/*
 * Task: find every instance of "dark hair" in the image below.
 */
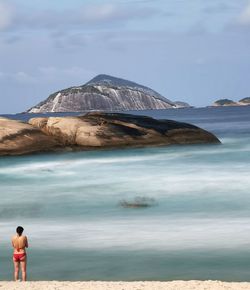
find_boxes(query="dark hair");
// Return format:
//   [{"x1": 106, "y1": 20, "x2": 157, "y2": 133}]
[{"x1": 16, "y1": 226, "x2": 24, "y2": 236}]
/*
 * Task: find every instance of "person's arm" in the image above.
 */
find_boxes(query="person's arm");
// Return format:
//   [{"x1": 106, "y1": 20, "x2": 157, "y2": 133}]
[
  {"x1": 25, "y1": 236, "x2": 29, "y2": 248},
  {"x1": 11, "y1": 237, "x2": 15, "y2": 248}
]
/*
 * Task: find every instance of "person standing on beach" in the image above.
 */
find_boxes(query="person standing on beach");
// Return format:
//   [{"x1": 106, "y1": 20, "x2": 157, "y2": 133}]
[{"x1": 11, "y1": 226, "x2": 28, "y2": 281}]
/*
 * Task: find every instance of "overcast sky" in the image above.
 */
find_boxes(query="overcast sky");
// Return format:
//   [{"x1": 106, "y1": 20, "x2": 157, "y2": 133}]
[{"x1": 1, "y1": 0, "x2": 250, "y2": 113}]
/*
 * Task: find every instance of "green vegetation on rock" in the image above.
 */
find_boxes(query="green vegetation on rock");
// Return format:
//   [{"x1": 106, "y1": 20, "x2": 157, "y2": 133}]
[
  {"x1": 239, "y1": 97, "x2": 250, "y2": 104},
  {"x1": 214, "y1": 99, "x2": 237, "y2": 106}
]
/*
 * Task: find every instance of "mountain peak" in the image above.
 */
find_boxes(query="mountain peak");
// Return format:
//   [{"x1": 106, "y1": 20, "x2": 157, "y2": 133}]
[
  {"x1": 86, "y1": 74, "x2": 147, "y2": 88},
  {"x1": 85, "y1": 74, "x2": 173, "y2": 103},
  {"x1": 87, "y1": 74, "x2": 114, "y2": 82}
]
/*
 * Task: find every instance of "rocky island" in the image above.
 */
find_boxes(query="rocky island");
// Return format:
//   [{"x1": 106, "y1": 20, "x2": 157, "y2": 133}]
[
  {"x1": 0, "y1": 112, "x2": 220, "y2": 156},
  {"x1": 27, "y1": 74, "x2": 191, "y2": 113},
  {"x1": 239, "y1": 97, "x2": 250, "y2": 105},
  {"x1": 212, "y1": 97, "x2": 250, "y2": 107}
]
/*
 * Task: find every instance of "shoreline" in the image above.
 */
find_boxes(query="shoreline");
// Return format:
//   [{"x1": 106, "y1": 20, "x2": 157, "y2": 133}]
[{"x1": 1, "y1": 281, "x2": 250, "y2": 290}]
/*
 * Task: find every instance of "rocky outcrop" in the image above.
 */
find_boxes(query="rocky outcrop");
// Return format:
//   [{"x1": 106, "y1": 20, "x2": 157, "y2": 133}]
[
  {"x1": 27, "y1": 74, "x2": 179, "y2": 113},
  {"x1": 29, "y1": 112, "x2": 220, "y2": 149},
  {"x1": 0, "y1": 118, "x2": 58, "y2": 156},
  {"x1": 0, "y1": 113, "x2": 220, "y2": 156},
  {"x1": 173, "y1": 101, "x2": 192, "y2": 108}
]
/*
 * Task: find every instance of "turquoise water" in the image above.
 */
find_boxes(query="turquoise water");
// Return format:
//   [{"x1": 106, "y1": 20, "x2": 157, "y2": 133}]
[{"x1": 0, "y1": 106, "x2": 250, "y2": 281}]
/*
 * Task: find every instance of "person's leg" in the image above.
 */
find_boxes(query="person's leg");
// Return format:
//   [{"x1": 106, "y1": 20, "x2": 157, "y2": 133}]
[
  {"x1": 13, "y1": 258, "x2": 19, "y2": 281},
  {"x1": 20, "y1": 257, "x2": 27, "y2": 281}
]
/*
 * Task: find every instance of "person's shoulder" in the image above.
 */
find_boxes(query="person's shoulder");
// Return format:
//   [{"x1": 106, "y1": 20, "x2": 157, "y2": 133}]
[{"x1": 11, "y1": 235, "x2": 17, "y2": 243}]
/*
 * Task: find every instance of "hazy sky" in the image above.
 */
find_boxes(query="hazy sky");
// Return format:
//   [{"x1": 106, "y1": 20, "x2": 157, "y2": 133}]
[{"x1": 1, "y1": 0, "x2": 250, "y2": 113}]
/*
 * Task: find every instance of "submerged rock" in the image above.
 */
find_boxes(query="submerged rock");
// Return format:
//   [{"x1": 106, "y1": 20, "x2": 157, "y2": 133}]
[
  {"x1": 119, "y1": 197, "x2": 157, "y2": 208},
  {"x1": 0, "y1": 117, "x2": 58, "y2": 156}
]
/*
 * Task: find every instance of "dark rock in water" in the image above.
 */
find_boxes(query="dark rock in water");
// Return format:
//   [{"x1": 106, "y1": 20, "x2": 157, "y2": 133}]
[
  {"x1": 0, "y1": 112, "x2": 220, "y2": 156},
  {"x1": 119, "y1": 197, "x2": 157, "y2": 208},
  {"x1": 0, "y1": 117, "x2": 58, "y2": 156},
  {"x1": 27, "y1": 74, "x2": 178, "y2": 113}
]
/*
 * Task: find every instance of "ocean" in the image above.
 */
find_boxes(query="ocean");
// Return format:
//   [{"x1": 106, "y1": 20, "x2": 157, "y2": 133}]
[{"x1": 0, "y1": 106, "x2": 250, "y2": 281}]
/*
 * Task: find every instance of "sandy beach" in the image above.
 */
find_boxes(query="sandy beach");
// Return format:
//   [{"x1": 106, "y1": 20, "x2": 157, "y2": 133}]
[{"x1": 1, "y1": 281, "x2": 250, "y2": 290}]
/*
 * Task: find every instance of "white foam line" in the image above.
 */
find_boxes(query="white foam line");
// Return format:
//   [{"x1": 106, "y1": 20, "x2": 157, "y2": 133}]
[
  {"x1": 2, "y1": 217, "x2": 250, "y2": 250},
  {"x1": 0, "y1": 152, "x2": 247, "y2": 176},
  {"x1": 1, "y1": 141, "x2": 250, "y2": 176}
]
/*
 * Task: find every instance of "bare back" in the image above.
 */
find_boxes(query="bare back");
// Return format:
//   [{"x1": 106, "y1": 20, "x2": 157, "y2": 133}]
[{"x1": 12, "y1": 235, "x2": 28, "y2": 253}]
